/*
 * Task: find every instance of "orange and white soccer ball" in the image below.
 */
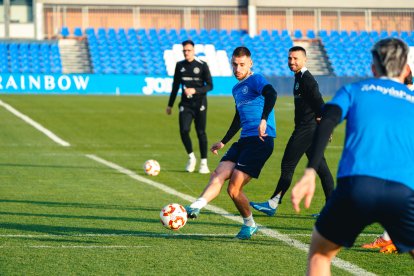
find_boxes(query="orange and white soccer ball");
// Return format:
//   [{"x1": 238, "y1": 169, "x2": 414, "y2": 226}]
[
  {"x1": 160, "y1": 203, "x2": 187, "y2": 230},
  {"x1": 143, "y1": 159, "x2": 160, "y2": 176}
]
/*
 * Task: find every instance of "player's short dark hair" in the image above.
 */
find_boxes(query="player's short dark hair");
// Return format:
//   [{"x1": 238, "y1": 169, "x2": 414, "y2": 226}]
[
  {"x1": 182, "y1": 40, "x2": 194, "y2": 47},
  {"x1": 371, "y1": 38, "x2": 409, "y2": 78},
  {"x1": 289, "y1": 46, "x2": 307, "y2": 56},
  {"x1": 232, "y1": 46, "x2": 251, "y2": 57},
  {"x1": 404, "y1": 65, "x2": 413, "y2": 85}
]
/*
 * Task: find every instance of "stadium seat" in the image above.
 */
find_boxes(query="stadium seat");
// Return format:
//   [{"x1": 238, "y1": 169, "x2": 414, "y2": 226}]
[
  {"x1": 293, "y1": 29, "x2": 302, "y2": 39},
  {"x1": 73, "y1": 27, "x2": 83, "y2": 37},
  {"x1": 61, "y1": 26, "x2": 70, "y2": 38},
  {"x1": 306, "y1": 30, "x2": 316, "y2": 39}
]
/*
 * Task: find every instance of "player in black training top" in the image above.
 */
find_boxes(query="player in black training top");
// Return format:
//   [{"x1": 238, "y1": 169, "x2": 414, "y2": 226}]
[
  {"x1": 250, "y1": 46, "x2": 334, "y2": 216},
  {"x1": 166, "y1": 40, "x2": 213, "y2": 174}
]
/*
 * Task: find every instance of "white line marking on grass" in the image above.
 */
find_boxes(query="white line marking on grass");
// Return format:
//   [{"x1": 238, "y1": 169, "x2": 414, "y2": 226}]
[
  {"x1": 0, "y1": 100, "x2": 70, "y2": 147},
  {"x1": 86, "y1": 154, "x2": 376, "y2": 276}
]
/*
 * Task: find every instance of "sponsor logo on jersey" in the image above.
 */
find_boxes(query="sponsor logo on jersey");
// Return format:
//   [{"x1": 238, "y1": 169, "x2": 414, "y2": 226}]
[{"x1": 180, "y1": 67, "x2": 186, "y2": 72}]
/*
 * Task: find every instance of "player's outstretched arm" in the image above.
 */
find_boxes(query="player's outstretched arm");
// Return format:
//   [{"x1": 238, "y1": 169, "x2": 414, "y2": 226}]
[{"x1": 291, "y1": 168, "x2": 317, "y2": 212}]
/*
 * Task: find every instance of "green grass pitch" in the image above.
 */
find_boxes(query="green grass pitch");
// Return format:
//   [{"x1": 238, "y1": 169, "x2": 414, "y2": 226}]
[{"x1": 0, "y1": 95, "x2": 412, "y2": 275}]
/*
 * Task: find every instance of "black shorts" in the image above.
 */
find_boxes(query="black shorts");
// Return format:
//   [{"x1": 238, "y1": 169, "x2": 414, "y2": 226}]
[
  {"x1": 220, "y1": 136, "x2": 274, "y2": 178},
  {"x1": 315, "y1": 175, "x2": 414, "y2": 253}
]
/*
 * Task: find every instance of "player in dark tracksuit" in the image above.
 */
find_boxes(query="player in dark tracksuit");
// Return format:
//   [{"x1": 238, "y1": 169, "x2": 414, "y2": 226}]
[
  {"x1": 250, "y1": 46, "x2": 334, "y2": 216},
  {"x1": 166, "y1": 40, "x2": 213, "y2": 174}
]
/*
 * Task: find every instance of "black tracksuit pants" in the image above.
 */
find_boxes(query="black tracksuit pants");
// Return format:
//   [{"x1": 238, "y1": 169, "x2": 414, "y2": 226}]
[
  {"x1": 178, "y1": 102, "x2": 208, "y2": 159},
  {"x1": 271, "y1": 124, "x2": 334, "y2": 202}
]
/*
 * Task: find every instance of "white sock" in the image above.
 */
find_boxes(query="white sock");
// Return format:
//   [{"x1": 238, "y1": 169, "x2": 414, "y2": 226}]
[
  {"x1": 200, "y1": 158, "x2": 208, "y2": 165},
  {"x1": 190, "y1": 197, "x2": 207, "y2": 209},
  {"x1": 269, "y1": 195, "x2": 280, "y2": 209},
  {"x1": 243, "y1": 214, "x2": 256, "y2": 227},
  {"x1": 189, "y1": 152, "x2": 196, "y2": 160},
  {"x1": 382, "y1": 231, "x2": 391, "y2": 241}
]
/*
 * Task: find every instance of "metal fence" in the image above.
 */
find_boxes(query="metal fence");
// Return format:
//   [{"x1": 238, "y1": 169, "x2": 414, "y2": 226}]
[{"x1": 43, "y1": 5, "x2": 414, "y2": 38}]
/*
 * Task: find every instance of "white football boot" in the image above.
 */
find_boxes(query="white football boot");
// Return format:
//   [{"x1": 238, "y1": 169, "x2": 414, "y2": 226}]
[
  {"x1": 198, "y1": 159, "x2": 210, "y2": 174},
  {"x1": 186, "y1": 158, "x2": 197, "y2": 173}
]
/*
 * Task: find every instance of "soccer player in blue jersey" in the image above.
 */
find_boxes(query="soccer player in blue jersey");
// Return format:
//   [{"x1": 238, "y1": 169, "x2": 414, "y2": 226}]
[
  {"x1": 185, "y1": 46, "x2": 277, "y2": 239},
  {"x1": 292, "y1": 38, "x2": 414, "y2": 274}
]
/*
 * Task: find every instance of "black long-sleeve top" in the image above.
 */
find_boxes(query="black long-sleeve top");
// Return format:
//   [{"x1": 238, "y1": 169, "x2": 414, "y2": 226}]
[
  {"x1": 168, "y1": 58, "x2": 213, "y2": 107},
  {"x1": 293, "y1": 69, "x2": 325, "y2": 126}
]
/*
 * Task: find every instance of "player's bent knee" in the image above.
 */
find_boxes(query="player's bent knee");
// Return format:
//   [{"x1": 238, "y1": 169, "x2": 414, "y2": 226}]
[{"x1": 226, "y1": 185, "x2": 240, "y2": 199}]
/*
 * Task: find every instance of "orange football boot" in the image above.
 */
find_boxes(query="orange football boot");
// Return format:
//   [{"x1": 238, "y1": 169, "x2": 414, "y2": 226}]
[
  {"x1": 362, "y1": 236, "x2": 393, "y2": 249},
  {"x1": 379, "y1": 243, "x2": 398, "y2": 254}
]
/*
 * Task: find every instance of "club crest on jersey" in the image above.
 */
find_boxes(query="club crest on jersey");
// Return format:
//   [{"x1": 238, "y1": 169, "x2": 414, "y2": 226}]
[
  {"x1": 295, "y1": 82, "x2": 299, "y2": 90},
  {"x1": 200, "y1": 105, "x2": 205, "y2": 111},
  {"x1": 242, "y1": 86, "x2": 249, "y2": 94},
  {"x1": 179, "y1": 106, "x2": 184, "y2": 112},
  {"x1": 193, "y1": 67, "x2": 200, "y2": 74}
]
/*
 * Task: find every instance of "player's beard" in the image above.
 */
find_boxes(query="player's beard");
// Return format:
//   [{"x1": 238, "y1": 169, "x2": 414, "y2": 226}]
[{"x1": 235, "y1": 70, "x2": 250, "y2": 80}]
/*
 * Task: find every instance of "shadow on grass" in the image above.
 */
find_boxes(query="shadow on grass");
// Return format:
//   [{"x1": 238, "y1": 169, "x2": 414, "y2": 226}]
[
  {"x1": 0, "y1": 209, "x2": 236, "y2": 228},
  {"x1": 0, "y1": 222, "x2": 251, "y2": 243}
]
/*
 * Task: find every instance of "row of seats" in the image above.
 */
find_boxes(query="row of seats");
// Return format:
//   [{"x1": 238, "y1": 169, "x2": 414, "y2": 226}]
[
  {"x1": 0, "y1": 42, "x2": 62, "y2": 74},
  {"x1": 81, "y1": 27, "x2": 413, "y2": 77},
  {"x1": 322, "y1": 30, "x2": 414, "y2": 76},
  {"x1": 3, "y1": 28, "x2": 414, "y2": 76},
  {"x1": 83, "y1": 27, "x2": 294, "y2": 76}
]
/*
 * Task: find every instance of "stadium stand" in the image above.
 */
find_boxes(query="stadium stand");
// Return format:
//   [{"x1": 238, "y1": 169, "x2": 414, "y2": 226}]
[
  {"x1": 322, "y1": 30, "x2": 414, "y2": 77},
  {"x1": 2, "y1": 27, "x2": 413, "y2": 77},
  {"x1": 0, "y1": 41, "x2": 62, "y2": 74},
  {"x1": 82, "y1": 27, "x2": 294, "y2": 77},
  {"x1": 78, "y1": 27, "x2": 414, "y2": 77}
]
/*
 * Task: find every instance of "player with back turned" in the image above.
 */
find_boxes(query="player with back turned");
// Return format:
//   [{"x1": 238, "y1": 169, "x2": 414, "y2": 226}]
[
  {"x1": 292, "y1": 38, "x2": 414, "y2": 274},
  {"x1": 166, "y1": 40, "x2": 213, "y2": 174}
]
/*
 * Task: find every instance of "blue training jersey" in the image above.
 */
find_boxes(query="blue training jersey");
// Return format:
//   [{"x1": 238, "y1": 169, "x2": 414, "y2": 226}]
[
  {"x1": 329, "y1": 77, "x2": 414, "y2": 190},
  {"x1": 232, "y1": 73, "x2": 276, "y2": 138}
]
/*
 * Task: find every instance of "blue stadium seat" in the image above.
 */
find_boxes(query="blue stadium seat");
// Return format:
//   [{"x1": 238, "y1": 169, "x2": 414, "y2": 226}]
[
  {"x1": 293, "y1": 29, "x2": 302, "y2": 39},
  {"x1": 61, "y1": 26, "x2": 70, "y2": 38},
  {"x1": 389, "y1": 31, "x2": 399, "y2": 38},
  {"x1": 73, "y1": 27, "x2": 83, "y2": 37},
  {"x1": 306, "y1": 30, "x2": 315, "y2": 39}
]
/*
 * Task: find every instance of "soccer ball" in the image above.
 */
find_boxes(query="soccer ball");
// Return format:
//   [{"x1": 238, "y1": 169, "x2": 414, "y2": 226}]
[
  {"x1": 143, "y1": 159, "x2": 160, "y2": 176},
  {"x1": 160, "y1": 203, "x2": 187, "y2": 230}
]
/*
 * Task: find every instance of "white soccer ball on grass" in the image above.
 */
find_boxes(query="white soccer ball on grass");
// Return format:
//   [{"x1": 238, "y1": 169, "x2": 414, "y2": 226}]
[
  {"x1": 143, "y1": 159, "x2": 160, "y2": 176},
  {"x1": 160, "y1": 203, "x2": 187, "y2": 230}
]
